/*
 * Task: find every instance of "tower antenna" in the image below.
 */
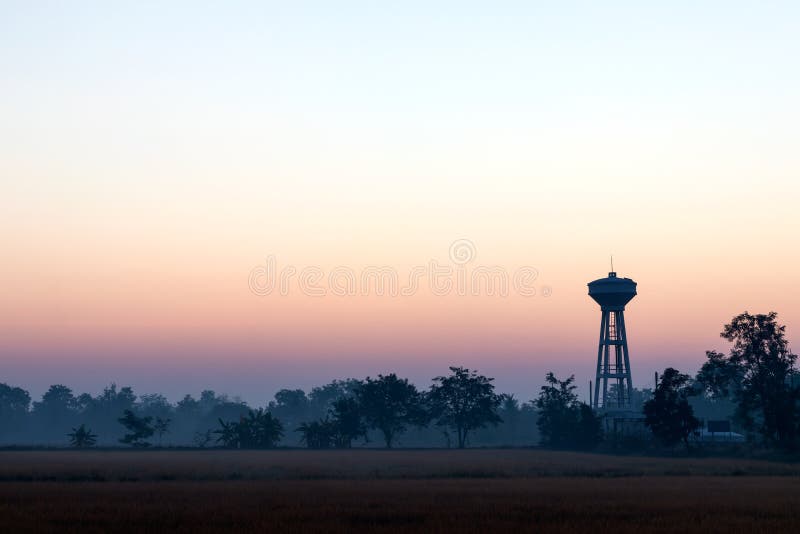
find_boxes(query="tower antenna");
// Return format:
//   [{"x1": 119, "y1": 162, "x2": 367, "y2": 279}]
[{"x1": 610, "y1": 255, "x2": 614, "y2": 273}]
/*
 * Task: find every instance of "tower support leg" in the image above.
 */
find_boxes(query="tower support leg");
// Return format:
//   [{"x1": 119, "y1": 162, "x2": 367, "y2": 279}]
[{"x1": 594, "y1": 308, "x2": 633, "y2": 411}]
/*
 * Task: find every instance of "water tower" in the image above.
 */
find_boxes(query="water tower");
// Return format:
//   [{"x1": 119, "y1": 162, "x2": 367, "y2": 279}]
[{"x1": 588, "y1": 270, "x2": 637, "y2": 410}]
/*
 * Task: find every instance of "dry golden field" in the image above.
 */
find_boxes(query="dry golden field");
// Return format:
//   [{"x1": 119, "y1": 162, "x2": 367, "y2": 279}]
[{"x1": 1, "y1": 449, "x2": 799, "y2": 532}]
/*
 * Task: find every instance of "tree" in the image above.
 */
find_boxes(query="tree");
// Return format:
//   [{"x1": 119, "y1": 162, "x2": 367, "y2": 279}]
[
  {"x1": 75, "y1": 392, "x2": 94, "y2": 413},
  {"x1": 574, "y1": 403, "x2": 603, "y2": 450},
  {"x1": 490, "y1": 394, "x2": 530, "y2": 446},
  {"x1": 724, "y1": 312, "x2": 797, "y2": 447},
  {"x1": 34, "y1": 385, "x2": 80, "y2": 443},
  {"x1": 34, "y1": 385, "x2": 77, "y2": 422},
  {"x1": 138, "y1": 394, "x2": 173, "y2": 420},
  {"x1": 81, "y1": 384, "x2": 138, "y2": 442},
  {"x1": 118, "y1": 409, "x2": 154, "y2": 447},
  {"x1": 96, "y1": 384, "x2": 137, "y2": 413},
  {"x1": 0, "y1": 383, "x2": 31, "y2": 436},
  {"x1": 154, "y1": 417, "x2": 171, "y2": 446},
  {"x1": 355, "y1": 374, "x2": 428, "y2": 448},
  {"x1": 176, "y1": 394, "x2": 200, "y2": 417},
  {"x1": 67, "y1": 424, "x2": 97, "y2": 448},
  {"x1": 269, "y1": 389, "x2": 310, "y2": 427},
  {"x1": 199, "y1": 390, "x2": 222, "y2": 413},
  {"x1": 643, "y1": 368, "x2": 700, "y2": 450},
  {"x1": 695, "y1": 350, "x2": 743, "y2": 399},
  {"x1": 296, "y1": 397, "x2": 366, "y2": 449},
  {"x1": 697, "y1": 312, "x2": 798, "y2": 447},
  {"x1": 535, "y1": 373, "x2": 577, "y2": 448},
  {"x1": 428, "y1": 367, "x2": 502, "y2": 448},
  {"x1": 215, "y1": 409, "x2": 283, "y2": 449},
  {"x1": 535, "y1": 373, "x2": 601, "y2": 450},
  {"x1": 214, "y1": 419, "x2": 239, "y2": 448},
  {"x1": 296, "y1": 419, "x2": 336, "y2": 449},
  {"x1": 240, "y1": 409, "x2": 283, "y2": 448},
  {"x1": 329, "y1": 397, "x2": 366, "y2": 447},
  {"x1": 308, "y1": 379, "x2": 363, "y2": 419},
  {"x1": 499, "y1": 394, "x2": 521, "y2": 421}
]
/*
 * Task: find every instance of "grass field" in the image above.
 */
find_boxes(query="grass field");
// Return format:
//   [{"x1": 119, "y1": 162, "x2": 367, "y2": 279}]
[{"x1": 1, "y1": 449, "x2": 800, "y2": 532}]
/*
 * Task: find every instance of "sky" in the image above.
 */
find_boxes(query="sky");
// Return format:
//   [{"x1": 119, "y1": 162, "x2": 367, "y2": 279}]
[{"x1": 1, "y1": 1, "x2": 799, "y2": 405}]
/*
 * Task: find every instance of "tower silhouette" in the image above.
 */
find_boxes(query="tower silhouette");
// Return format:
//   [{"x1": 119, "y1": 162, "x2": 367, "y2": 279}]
[{"x1": 588, "y1": 270, "x2": 637, "y2": 410}]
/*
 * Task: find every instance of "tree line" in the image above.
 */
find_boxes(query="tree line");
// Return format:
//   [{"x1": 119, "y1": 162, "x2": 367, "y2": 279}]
[
  {"x1": 537, "y1": 311, "x2": 800, "y2": 453},
  {"x1": 0, "y1": 368, "x2": 539, "y2": 448},
  {"x1": 1, "y1": 311, "x2": 798, "y2": 453},
  {"x1": 644, "y1": 311, "x2": 800, "y2": 451}
]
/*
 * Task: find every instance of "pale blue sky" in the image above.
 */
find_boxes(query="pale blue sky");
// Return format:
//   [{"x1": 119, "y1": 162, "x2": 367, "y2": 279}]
[{"x1": 3, "y1": 1, "x2": 798, "y2": 141}]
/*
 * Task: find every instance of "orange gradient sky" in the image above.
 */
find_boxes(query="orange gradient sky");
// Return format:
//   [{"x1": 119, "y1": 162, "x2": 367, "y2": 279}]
[{"x1": 1, "y1": 2, "x2": 799, "y2": 403}]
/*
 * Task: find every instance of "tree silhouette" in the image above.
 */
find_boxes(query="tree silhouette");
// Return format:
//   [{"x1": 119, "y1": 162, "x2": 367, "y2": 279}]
[
  {"x1": 535, "y1": 373, "x2": 601, "y2": 450},
  {"x1": 153, "y1": 417, "x2": 171, "y2": 447},
  {"x1": 34, "y1": 385, "x2": 77, "y2": 421},
  {"x1": 296, "y1": 419, "x2": 335, "y2": 449},
  {"x1": 215, "y1": 409, "x2": 283, "y2": 449},
  {"x1": 296, "y1": 398, "x2": 366, "y2": 449},
  {"x1": 67, "y1": 424, "x2": 97, "y2": 448},
  {"x1": 138, "y1": 394, "x2": 172, "y2": 420},
  {"x1": 355, "y1": 374, "x2": 427, "y2": 448},
  {"x1": 428, "y1": 367, "x2": 502, "y2": 448},
  {"x1": 176, "y1": 394, "x2": 200, "y2": 417},
  {"x1": 643, "y1": 368, "x2": 700, "y2": 450},
  {"x1": 33, "y1": 385, "x2": 80, "y2": 443},
  {"x1": 242, "y1": 409, "x2": 284, "y2": 448},
  {"x1": 695, "y1": 350, "x2": 744, "y2": 399},
  {"x1": 269, "y1": 389, "x2": 310, "y2": 432},
  {"x1": 574, "y1": 403, "x2": 603, "y2": 450},
  {"x1": 81, "y1": 384, "x2": 137, "y2": 442},
  {"x1": 118, "y1": 409, "x2": 154, "y2": 447},
  {"x1": 214, "y1": 419, "x2": 239, "y2": 448},
  {"x1": 329, "y1": 397, "x2": 366, "y2": 448},
  {"x1": 707, "y1": 312, "x2": 798, "y2": 447},
  {"x1": 309, "y1": 379, "x2": 363, "y2": 417},
  {"x1": 499, "y1": 394, "x2": 521, "y2": 425},
  {"x1": 0, "y1": 383, "x2": 31, "y2": 440}
]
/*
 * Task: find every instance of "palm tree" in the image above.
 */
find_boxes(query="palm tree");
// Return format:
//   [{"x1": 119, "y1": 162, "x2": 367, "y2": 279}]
[
  {"x1": 241, "y1": 409, "x2": 284, "y2": 448},
  {"x1": 67, "y1": 424, "x2": 97, "y2": 448},
  {"x1": 296, "y1": 419, "x2": 334, "y2": 449},
  {"x1": 214, "y1": 418, "x2": 239, "y2": 448},
  {"x1": 215, "y1": 410, "x2": 284, "y2": 449}
]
